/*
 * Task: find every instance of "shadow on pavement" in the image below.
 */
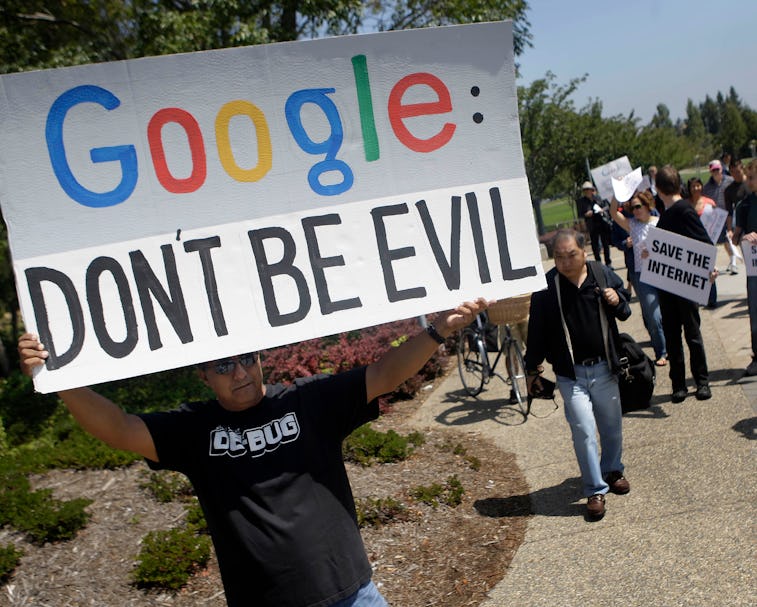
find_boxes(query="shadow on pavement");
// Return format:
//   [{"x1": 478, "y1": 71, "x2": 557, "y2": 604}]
[
  {"x1": 474, "y1": 477, "x2": 585, "y2": 519},
  {"x1": 731, "y1": 416, "x2": 756, "y2": 440},
  {"x1": 434, "y1": 388, "x2": 529, "y2": 427}
]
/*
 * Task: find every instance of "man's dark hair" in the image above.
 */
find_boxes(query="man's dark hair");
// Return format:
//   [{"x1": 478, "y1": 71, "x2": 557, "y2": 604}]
[
  {"x1": 729, "y1": 158, "x2": 743, "y2": 171},
  {"x1": 551, "y1": 228, "x2": 585, "y2": 250},
  {"x1": 655, "y1": 165, "x2": 681, "y2": 196}
]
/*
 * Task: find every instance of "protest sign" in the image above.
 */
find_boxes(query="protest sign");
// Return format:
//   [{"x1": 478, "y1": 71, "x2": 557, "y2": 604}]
[
  {"x1": 611, "y1": 167, "x2": 643, "y2": 203},
  {"x1": 590, "y1": 156, "x2": 632, "y2": 202},
  {"x1": 742, "y1": 241, "x2": 757, "y2": 277},
  {"x1": 0, "y1": 21, "x2": 545, "y2": 393},
  {"x1": 640, "y1": 227, "x2": 716, "y2": 305},
  {"x1": 699, "y1": 206, "x2": 728, "y2": 245}
]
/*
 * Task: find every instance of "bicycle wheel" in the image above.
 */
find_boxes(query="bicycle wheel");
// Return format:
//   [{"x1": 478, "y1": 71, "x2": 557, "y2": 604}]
[
  {"x1": 457, "y1": 328, "x2": 487, "y2": 396},
  {"x1": 506, "y1": 338, "x2": 529, "y2": 416}
]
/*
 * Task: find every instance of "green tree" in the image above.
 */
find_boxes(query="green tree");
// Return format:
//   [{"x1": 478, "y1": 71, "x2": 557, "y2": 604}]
[
  {"x1": 700, "y1": 94, "x2": 721, "y2": 136},
  {"x1": 649, "y1": 103, "x2": 673, "y2": 130},
  {"x1": 518, "y1": 71, "x2": 587, "y2": 205},
  {"x1": 1, "y1": 1, "x2": 532, "y2": 71},
  {"x1": 719, "y1": 101, "x2": 748, "y2": 156},
  {"x1": 684, "y1": 99, "x2": 707, "y2": 142}
]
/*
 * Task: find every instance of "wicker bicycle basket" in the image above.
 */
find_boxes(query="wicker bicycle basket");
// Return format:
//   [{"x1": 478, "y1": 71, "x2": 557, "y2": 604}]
[{"x1": 487, "y1": 294, "x2": 531, "y2": 325}]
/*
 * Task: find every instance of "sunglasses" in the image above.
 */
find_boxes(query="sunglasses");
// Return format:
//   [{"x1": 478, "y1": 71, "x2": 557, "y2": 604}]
[
  {"x1": 207, "y1": 352, "x2": 258, "y2": 375},
  {"x1": 630, "y1": 204, "x2": 644, "y2": 210}
]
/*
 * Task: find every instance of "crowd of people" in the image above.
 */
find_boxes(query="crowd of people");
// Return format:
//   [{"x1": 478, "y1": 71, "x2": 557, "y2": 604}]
[
  {"x1": 524, "y1": 160, "x2": 756, "y2": 521},
  {"x1": 14, "y1": 159, "x2": 757, "y2": 601}
]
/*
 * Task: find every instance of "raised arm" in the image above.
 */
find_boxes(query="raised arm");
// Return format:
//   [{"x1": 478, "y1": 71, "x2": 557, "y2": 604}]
[
  {"x1": 365, "y1": 298, "x2": 489, "y2": 402},
  {"x1": 609, "y1": 197, "x2": 630, "y2": 232},
  {"x1": 18, "y1": 334, "x2": 158, "y2": 462}
]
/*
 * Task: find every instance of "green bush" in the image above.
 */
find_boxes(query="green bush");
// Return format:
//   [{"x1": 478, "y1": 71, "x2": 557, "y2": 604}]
[
  {"x1": 356, "y1": 497, "x2": 410, "y2": 528},
  {"x1": 0, "y1": 543, "x2": 23, "y2": 585},
  {"x1": 410, "y1": 475, "x2": 465, "y2": 509},
  {"x1": 140, "y1": 470, "x2": 194, "y2": 503},
  {"x1": 133, "y1": 527, "x2": 211, "y2": 591},
  {"x1": 343, "y1": 424, "x2": 419, "y2": 466},
  {"x1": 0, "y1": 465, "x2": 91, "y2": 544},
  {"x1": 184, "y1": 500, "x2": 208, "y2": 534},
  {"x1": 0, "y1": 372, "x2": 59, "y2": 447},
  {"x1": 15, "y1": 423, "x2": 140, "y2": 473}
]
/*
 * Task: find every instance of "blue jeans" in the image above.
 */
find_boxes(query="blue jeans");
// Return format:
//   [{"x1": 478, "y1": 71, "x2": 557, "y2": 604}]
[
  {"x1": 556, "y1": 362, "x2": 624, "y2": 497},
  {"x1": 633, "y1": 272, "x2": 667, "y2": 359},
  {"x1": 332, "y1": 581, "x2": 388, "y2": 607},
  {"x1": 748, "y1": 275, "x2": 757, "y2": 355}
]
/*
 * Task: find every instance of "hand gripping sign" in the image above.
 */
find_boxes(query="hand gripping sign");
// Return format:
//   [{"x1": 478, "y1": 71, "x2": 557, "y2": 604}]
[{"x1": 0, "y1": 22, "x2": 546, "y2": 393}]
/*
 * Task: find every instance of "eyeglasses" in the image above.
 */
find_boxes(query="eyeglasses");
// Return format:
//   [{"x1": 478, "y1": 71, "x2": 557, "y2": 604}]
[
  {"x1": 631, "y1": 204, "x2": 643, "y2": 210},
  {"x1": 208, "y1": 353, "x2": 258, "y2": 375}
]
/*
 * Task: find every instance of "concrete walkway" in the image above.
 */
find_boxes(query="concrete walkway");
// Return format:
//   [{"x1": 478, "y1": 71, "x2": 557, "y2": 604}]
[{"x1": 408, "y1": 246, "x2": 756, "y2": 607}]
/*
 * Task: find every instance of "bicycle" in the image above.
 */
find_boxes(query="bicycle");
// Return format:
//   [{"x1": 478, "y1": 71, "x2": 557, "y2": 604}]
[{"x1": 457, "y1": 312, "x2": 530, "y2": 417}]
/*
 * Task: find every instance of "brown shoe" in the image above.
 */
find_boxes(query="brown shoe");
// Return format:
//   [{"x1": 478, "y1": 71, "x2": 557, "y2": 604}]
[
  {"x1": 586, "y1": 494, "x2": 606, "y2": 519},
  {"x1": 604, "y1": 471, "x2": 630, "y2": 495}
]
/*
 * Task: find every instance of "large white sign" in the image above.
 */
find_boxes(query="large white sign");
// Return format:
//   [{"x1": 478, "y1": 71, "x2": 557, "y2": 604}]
[
  {"x1": 640, "y1": 227, "x2": 717, "y2": 305},
  {"x1": 590, "y1": 156, "x2": 632, "y2": 202},
  {"x1": 0, "y1": 22, "x2": 546, "y2": 392}
]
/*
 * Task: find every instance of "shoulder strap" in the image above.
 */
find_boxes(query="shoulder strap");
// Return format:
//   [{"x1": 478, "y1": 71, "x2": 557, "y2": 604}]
[{"x1": 587, "y1": 262, "x2": 611, "y2": 363}]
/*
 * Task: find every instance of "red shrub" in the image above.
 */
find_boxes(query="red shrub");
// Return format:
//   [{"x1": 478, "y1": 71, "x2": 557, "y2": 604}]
[{"x1": 261, "y1": 318, "x2": 450, "y2": 412}]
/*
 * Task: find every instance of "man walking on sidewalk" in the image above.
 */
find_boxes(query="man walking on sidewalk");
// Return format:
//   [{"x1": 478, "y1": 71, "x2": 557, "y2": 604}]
[{"x1": 525, "y1": 229, "x2": 631, "y2": 520}]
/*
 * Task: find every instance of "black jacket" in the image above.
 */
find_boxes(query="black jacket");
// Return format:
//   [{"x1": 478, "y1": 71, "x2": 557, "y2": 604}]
[{"x1": 525, "y1": 262, "x2": 631, "y2": 379}]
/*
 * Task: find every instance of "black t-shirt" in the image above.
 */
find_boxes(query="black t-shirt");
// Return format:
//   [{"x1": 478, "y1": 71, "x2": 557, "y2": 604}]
[{"x1": 139, "y1": 367, "x2": 379, "y2": 607}]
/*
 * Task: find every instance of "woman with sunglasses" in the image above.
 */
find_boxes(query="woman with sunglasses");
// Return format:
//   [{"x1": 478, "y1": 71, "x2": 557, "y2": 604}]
[
  {"x1": 686, "y1": 177, "x2": 718, "y2": 309},
  {"x1": 610, "y1": 190, "x2": 668, "y2": 366}
]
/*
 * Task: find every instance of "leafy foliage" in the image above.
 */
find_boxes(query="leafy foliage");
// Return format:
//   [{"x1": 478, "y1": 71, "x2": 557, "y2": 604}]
[
  {"x1": 0, "y1": 543, "x2": 23, "y2": 585},
  {"x1": 0, "y1": 464, "x2": 91, "y2": 544},
  {"x1": 343, "y1": 424, "x2": 421, "y2": 466},
  {"x1": 410, "y1": 474, "x2": 465, "y2": 508},
  {"x1": 263, "y1": 318, "x2": 446, "y2": 410},
  {"x1": 132, "y1": 527, "x2": 212, "y2": 591},
  {"x1": 356, "y1": 496, "x2": 411, "y2": 528},
  {"x1": 139, "y1": 470, "x2": 194, "y2": 503}
]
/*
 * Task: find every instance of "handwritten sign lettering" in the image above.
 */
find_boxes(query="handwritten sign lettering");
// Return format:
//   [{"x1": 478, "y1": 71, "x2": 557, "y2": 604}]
[{"x1": 0, "y1": 22, "x2": 546, "y2": 392}]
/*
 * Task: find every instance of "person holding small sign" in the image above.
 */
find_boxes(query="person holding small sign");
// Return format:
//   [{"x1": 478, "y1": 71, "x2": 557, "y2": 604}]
[
  {"x1": 577, "y1": 181, "x2": 614, "y2": 268},
  {"x1": 18, "y1": 297, "x2": 488, "y2": 607},
  {"x1": 610, "y1": 190, "x2": 667, "y2": 366},
  {"x1": 654, "y1": 166, "x2": 715, "y2": 403},
  {"x1": 732, "y1": 159, "x2": 757, "y2": 376},
  {"x1": 525, "y1": 229, "x2": 631, "y2": 520}
]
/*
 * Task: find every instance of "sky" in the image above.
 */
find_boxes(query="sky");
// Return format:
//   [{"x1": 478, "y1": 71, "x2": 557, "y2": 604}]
[{"x1": 517, "y1": 0, "x2": 757, "y2": 124}]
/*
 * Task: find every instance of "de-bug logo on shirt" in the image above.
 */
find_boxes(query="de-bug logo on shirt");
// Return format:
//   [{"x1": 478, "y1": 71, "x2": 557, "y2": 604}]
[{"x1": 209, "y1": 412, "x2": 300, "y2": 458}]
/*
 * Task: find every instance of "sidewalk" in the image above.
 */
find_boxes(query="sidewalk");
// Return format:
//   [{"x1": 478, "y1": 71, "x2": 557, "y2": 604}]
[{"x1": 408, "y1": 245, "x2": 756, "y2": 607}]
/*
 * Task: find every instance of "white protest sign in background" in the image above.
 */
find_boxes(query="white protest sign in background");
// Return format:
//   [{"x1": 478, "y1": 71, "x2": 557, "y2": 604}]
[
  {"x1": 640, "y1": 227, "x2": 717, "y2": 306},
  {"x1": 590, "y1": 156, "x2": 632, "y2": 202},
  {"x1": 0, "y1": 21, "x2": 546, "y2": 392},
  {"x1": 699, "y1": 206, "x2": 728, "y2": 245},
  {"x1": 610, "y1": 167, "x2": 643, "y2": 203},
  {"x1": 742, "y1": 241, "x2": 757, "y2": 277}
]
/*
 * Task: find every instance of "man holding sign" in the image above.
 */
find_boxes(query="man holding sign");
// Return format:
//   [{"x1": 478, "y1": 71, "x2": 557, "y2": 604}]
[
  {"x1": 732, "y1": 159, "x2": 757, "y2": 376},
  {"x1": 653, "y1": 166, "x2": 716, "y2": 403},
  {"x1": 18, "y1": 297, "x2": 488, "y2": 607}
]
